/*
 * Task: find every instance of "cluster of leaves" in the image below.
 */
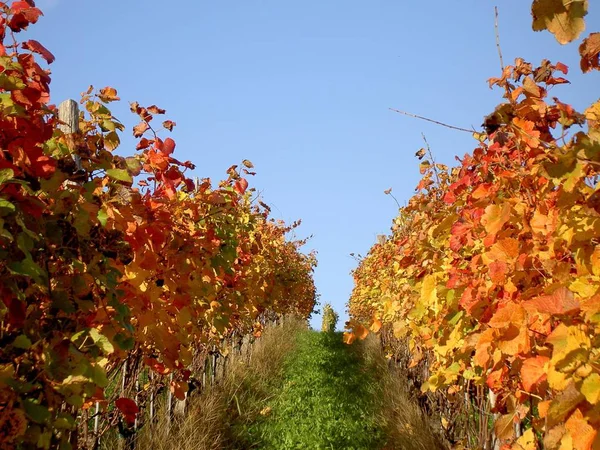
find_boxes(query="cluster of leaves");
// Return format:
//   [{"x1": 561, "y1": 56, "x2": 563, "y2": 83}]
[
  {"x1": 346, "y1": 4, "x2": 599, "y2": 450},
  {"x1": 320, "y1": 303, "x2": 339, "y2": 333},
  {"x1": 0, "y1": 2, "x2": 317, "y2": 448}
]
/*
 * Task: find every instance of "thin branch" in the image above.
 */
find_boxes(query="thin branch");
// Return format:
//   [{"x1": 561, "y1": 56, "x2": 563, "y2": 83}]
[
  {"x1": 421, "y1": 133, "x2": 440, "y2": 186},
  {"x1": 494, "y1": 6, "x2": 504, "y2": 72},
  {"x1": 389, "y1": 108, "x2": 474, "y2": 133}
]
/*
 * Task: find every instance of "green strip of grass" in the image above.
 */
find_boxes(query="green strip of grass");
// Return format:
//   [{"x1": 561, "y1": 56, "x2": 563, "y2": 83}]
[{"x1": 244, "y1": 330, "x2": 385, "y2": 449}]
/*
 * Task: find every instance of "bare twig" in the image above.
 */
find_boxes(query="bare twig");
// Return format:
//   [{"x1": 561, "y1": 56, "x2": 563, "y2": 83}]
[
  {"x1": 389, "y1": 108, "x2": 473, "y2": 133},
  {"x1": 421, "y1": 134, "x2": 440, "y2": 186},
  {"x1": 494, "y1": 6, "x2": 504, "y2": 72}
]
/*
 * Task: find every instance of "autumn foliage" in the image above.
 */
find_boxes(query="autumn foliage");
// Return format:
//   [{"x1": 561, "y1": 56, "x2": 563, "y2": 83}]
[
  {"x1": 0, "y1": 2, "x2": 316, "y2": 448},
  {"x1": 347, "y1": 3, "x2": 600, "y2": 450}
]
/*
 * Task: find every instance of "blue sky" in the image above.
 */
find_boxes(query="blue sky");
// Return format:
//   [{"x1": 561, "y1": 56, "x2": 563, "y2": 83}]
[{"x1": 30, "y1": 1, "x2": 598, "y2": 329}]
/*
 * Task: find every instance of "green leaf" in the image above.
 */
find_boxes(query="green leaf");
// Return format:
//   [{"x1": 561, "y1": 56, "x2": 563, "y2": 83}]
[
  {"x1": 0, "y1": 198, "x2": 16, "y2": 214},
  {"x1": 23, "y1": 399, "x2": 51, "y2": 423},
  {"x1": 89, "y1": 328, "x2": 114, "y2": 354},
  {"x1": 0, "y1": 168, "x2": 14, "y2": 185},
  {"x1": 88, "y1": 364, "x2": 109, "y2": 388},
  {"x1": 114, "y1": 333, "x2": 135, "y2": 350},
  {"x1": 14, "y1": 334, "x2": 32, "y2": 349},
  {"x1": 106, "y1": 168, "x2": 131, "y2": 183},
  {"x1": 125, "y1": 157, "x2": 142, "y2": 176},
  {"x1": 97, "y1": 208, "x2": 108, "y2": 227},
  {"x1": 8, "y1": 257, "x2": 47, "y2": 285},
  {"x1": 0, "y1": 74, "x2": 26, "y2": 90}
]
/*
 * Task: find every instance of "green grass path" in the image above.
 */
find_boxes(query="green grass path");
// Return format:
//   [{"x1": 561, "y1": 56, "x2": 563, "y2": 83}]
[{"x1": 245, "y1": 330, "x2": 385, "y2": 449}]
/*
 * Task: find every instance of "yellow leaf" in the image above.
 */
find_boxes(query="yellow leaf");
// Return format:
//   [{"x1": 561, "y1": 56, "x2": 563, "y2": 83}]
[
  {"x1": 393, "y1": 321, "x2": 407, "y2": 339},
  {"x1": 421, "y1": 274, "x2": 437, "y2": 309},
  {"x1": 581, "y1": 373, "x2": 600, "y2": 404},
  {"x1": 547, "y1": 323, "x2": 591, "y2": 366},
  {"x1": 514, "y1": 428, "x2": 537, "y2": 450},
  {"x1": 531, "y1": 0, "x2": 588, "y2": 44},
  {"x1": 481, "y1": 203, "x2": 511, "y2": 236}
]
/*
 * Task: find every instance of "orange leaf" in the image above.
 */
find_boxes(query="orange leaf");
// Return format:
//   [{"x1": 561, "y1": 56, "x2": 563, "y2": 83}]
[
  {"x1": 520, "y1": 356, "x2": 549, "y2": 392},
  {"x1": 525, "y1": 287, "x2": 580, "y2": 315},
  {"x1": 579, "y1": 32, "x2": 600, "y2": 73},
  {"x1": 489, "y1": 261, "x2": 508, "y2": 284},
  {"x1": 370, "y1": 318, "x2": 382, "y2": 333},
  {"x1": 565, "y1": 409, "x2": 597, "y2": 450},
  {"x1": 481, "y1": 203, "x2": 511, "y2": 236},
  {"x1": 488, "y1": 302, "x2": 525, "y2": 329}
]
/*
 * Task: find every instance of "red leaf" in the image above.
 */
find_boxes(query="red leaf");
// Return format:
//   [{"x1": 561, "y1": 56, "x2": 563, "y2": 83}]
[
  {"x1": 115, "y1": 398, "x2": 138, "y2": 425},
  {"x1": 8, "y1": 3, "x2": 42, "y2": 32},
  {"x1": 234, "y1": 178, "x2": 248, "y2": 195},
  {"x1": 163, "y1": 138, "x2": 176, "y2": 156},
  {"x1": 136, "y1": 138, "x2": 152, "y2": 150},
  {"x1": 21, "y1": 40, "x2": 55, "y2": 64}
]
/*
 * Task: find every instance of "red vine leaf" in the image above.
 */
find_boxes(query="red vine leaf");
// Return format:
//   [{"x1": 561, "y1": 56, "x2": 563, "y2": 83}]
[
  {"x1": 21, "y1": 40, "x2": 54, "y2": 64},
  {"x1": 579, "y1": 33, "x2": 600, "y2": 73}
]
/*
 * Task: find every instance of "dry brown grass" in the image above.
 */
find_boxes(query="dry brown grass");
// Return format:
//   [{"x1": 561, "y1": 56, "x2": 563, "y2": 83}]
[
  {"x1": 99, "y1": 316, "x2": 307, "y2": 450},
  {"x1": 360, "y1": 334, "x2": 447, "y2": 450}
]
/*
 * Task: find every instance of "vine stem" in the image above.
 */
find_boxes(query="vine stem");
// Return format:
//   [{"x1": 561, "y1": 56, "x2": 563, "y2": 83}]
[{"x1": 389, "y1": 108, "x2": 474, "y2": 133}]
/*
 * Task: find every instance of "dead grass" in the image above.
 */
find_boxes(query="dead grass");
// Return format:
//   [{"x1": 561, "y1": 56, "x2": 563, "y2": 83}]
[
  {"x1": 100, "y1": 317, "x2": 307, "y2": 450},
  {"x1": 360, "y1": 334, "x2": 447, "y2": 450}
]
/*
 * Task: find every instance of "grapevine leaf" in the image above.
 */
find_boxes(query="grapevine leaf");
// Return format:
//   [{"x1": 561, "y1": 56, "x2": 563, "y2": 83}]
[
  {"x1": 13, "y1": 334, "x2": 32, "y2": 349},
  {"x1": 23, "y1": 400, "x2": 51, "y2": 423},
  {"x1": 520, "y1": 356, "x2": 549, "y2": 392},
  {"x1": 133, "y1": 121, "x2": 149, "y2": 137},
  {"x1": 115, "y1": 398, "x2": 138, "y2": 425},
  {"x1": 547, "y1": 383, "x2": 584, "y2": 427},
  {"x1": 531, "y1": 0, "x2": 588, "y2": 44},
  {"x1": 579, "y1": 32, "x2": 600, "y2": 73},
  {"x1": 22, "y1": 39, "x2": 55, "y2": 63},
  {"x1": 88, "y1": 329, "x2": 114, "y2": 355},
  {"x1": 564, "y1": 409, "x2": 596, "y2": 450},
  {"x1": 106, "y1": 169, "x2": 132, "y2": 183},
  {"x1": 525, "y1": 286, "x2": 580, "y2": 315},
  {"x1": 481, "y1": 203, "x2": 511, "y2": 236},
  {"x1": 581, "y1": 373, "x2": 600, "y2": 404}
]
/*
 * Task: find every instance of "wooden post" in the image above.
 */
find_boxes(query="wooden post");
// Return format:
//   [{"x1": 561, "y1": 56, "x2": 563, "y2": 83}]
[
  {"x1": 166, "y1": 373, "x2": 173, "y2": 426},
  {"x1": 57, "y1": 99, "x2": 82, "y2": 171},
  {"x1": 149, "y1": 372, "x2": 155, "y2": 422}
]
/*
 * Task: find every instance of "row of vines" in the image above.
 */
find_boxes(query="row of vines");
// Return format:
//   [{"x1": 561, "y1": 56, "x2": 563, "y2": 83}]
[
  {"x1": 0, "y1": 2, "x2": 317, "y2": 449},
  {"x1": 347, "y1": 2, "x2": 599, "y2": 450}
]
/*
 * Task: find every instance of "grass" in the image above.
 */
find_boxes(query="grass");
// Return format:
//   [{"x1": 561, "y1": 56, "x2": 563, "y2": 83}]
[
  {"x1": 99, "y1": 317, "x2": 307, "y2": 450},
  {"x1": 99, "y1": 321, "x2": 444, "y2": 449},
  {"x1": 244, "y1": 330, "x2": 386, "y2": 449},
  {"x1": 361, "y1": 335, "x2": 446, "y2": 450}
]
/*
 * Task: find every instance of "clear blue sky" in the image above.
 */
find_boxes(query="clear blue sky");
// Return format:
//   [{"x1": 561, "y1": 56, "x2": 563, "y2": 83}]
[{"x1": 31, "y1": 1, "x2": 598, "y2": 329}]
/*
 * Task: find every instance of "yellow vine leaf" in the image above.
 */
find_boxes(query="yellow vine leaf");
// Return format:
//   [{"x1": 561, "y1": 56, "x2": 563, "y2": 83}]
[
  {"x1": 481, "y1": 203, "x2": 511, "y2": 236},
  {"x1": 514, "y1": 428, "x2": 537, "y2": 450},
  {"x1": 531, "y1": 0, "x2": 588, "y2": 44}
]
